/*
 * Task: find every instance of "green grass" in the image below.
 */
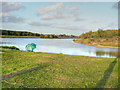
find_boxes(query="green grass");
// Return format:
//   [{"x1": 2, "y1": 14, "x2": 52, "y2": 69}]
[{"x1": 2, "y1": 49, "x2": 118, "y2": 88}]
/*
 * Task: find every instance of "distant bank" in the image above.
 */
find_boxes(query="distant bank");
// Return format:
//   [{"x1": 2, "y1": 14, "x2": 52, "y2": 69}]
[
  {"x1": 74, "y1": 29, "x2": 120, "y2": 48},
  {"x1": 1, "y1": 29, "x2": 77, "y2": 39}
]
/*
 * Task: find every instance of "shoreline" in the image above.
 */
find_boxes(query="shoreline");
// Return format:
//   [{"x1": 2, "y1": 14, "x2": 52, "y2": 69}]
[
  {"x1": 1, "y1": 47, "x2": 117, "y2": 58},
  {"x1": 1, "y1": 37, "x2": 76, "y2": 39},
  {"x1": 1, "y1": 35, "x2": 77, "y2": 39},
  {"x1": 74, "y1": 40, "x2": 119, "y2": 49}
]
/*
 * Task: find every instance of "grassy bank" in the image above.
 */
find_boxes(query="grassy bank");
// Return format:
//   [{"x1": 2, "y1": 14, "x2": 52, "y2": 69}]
[
  {"x1": 2, "y1": 48, "x2": 118, "y2": 88},
  {"x1": 74, "y1": 37, "x2": 119, "y2": 48},
  {"x1": 74, "y1": 30, "x2": 119, "y2": 48}
]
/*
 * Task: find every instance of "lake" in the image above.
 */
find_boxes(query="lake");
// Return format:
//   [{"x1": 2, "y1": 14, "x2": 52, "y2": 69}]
[{"x1": 1, "y1": 38, "x2": 119, "y2": 58}]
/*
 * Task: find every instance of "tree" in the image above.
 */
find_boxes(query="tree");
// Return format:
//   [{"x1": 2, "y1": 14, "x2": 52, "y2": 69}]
[
  {"x1": 49, "y1": 35, "x2": 54, "y2": 38},
  {"x1": 44, "y1": 35, "x2": 49, "y2": 38}
]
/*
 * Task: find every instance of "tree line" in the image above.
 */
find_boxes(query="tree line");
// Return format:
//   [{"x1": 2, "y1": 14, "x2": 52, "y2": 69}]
[
  {"x1": 78, "y1": 29, "x2": 119, "y2": 39},
  {"x1": 1, "y1": 30, "x2": 77, "y2": 38}
]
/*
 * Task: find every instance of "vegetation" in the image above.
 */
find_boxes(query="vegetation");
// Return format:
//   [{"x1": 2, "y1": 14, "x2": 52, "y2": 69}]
[
  {"x1": 1, "y1": 30, "x2": 77, "y2": 39},
  {"x1": 74, "y1": 29, "x2": 120, "y2": 48},
  {"x1": 78, "y1": 29, "x2": 119, "y2": 39},
  {"x1": 0, "y1": 46, "x2": 19, "y2": 50},
  {"x1": 2, "y1": 48, "x2": 118, "y2": 88}
]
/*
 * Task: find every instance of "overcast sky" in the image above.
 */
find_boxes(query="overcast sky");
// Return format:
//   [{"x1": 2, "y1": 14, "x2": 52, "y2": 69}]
[{"x1": 0, "y1": 2, "x2": 118, "y2": 35}]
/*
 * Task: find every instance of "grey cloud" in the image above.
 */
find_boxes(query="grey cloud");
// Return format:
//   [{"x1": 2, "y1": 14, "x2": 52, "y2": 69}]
[
  {"x1": 1, "y1": 13, "x2": 25, "y2": 23},
  {"x1": 2, "y1": 2, "x2": 24, "y2": 12},
  {"x1": 55, "y1": 25, "x2": 85, "y2": 31},
  {"x1": 28, "y1": 20, "x2": 52, "y2": 27},
  {"x1": 27, "y1": 19, "x2": 84, "y2": 31},
  {"x1": 0, "y1": 2, "x2": 25, "y2": 23},
  {"x1": 113, "y1": 2, "x2": 120, "y2": 9},
  {"x1": 74, "y1": 18, "x2": 85, "y2": 22}
]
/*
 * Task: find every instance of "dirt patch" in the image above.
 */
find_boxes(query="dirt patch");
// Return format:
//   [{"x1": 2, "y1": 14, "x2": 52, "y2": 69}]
[
  {"x1": 52, "y1": 77, "x2": 69, "y2": 81},
  {"x1": 2, "y1": 66, "x2": 38, "y2": 78},
  {"x1": 2, "y1": 60, "x2": 57, "y2": 78}
]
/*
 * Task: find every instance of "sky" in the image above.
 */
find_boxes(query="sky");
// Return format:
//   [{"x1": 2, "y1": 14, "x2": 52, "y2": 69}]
[{"x1": 0, "y1": 2, "x2": 118, "y2": 35}]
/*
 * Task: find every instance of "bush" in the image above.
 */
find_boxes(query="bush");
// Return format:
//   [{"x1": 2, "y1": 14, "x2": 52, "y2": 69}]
[
  {"x1": 88, "y1": 41, "x2": 91, "y2": 44},
  {"x1": 0, "y1": 46, "x2": 19, "y2": 50},
  {"x1": 84, "y1": 36, "x2": 88, "y2": 39},
  {"x1": 90, "y1": 38, "x2": 94, "y2": 41},
  {"x1": 73, "y1": 39, "x2": 75, "y2": 41},
  {"x1": 106, "y1": 38, "x2": 108, "y2": 41}
]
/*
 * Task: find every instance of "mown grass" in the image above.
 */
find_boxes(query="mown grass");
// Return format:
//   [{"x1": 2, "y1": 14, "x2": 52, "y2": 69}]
[{"x1": 2, "y1": 49, "x2": 118, "y2": 88}]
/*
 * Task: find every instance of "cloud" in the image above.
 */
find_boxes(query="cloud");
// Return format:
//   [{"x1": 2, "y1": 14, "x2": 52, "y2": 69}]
[
  {"x1": 27, "y1": 19, "x2": 85, "y2": 31},
  {"x1": 2, "y1": 2, "x2": 24, "y2": 12},
  {"x1": 37, "y1": 3, "x2": 80, "y2": 21},
  {"x1": 42, "y1": 13, "x2": 75, "y2": 20},
  {"x1": 92, "y1": 20, "x2": 102, "y2": 23},
  {"x1": 0, "y1": 2, "x2": 25, "y2": 23},
  {"x1": 74, "y1": 18, "x2": 85, "y2": 22},
  {"x1": 37, "y1": 3, "x2": 79, "y2": 19},
  {"x1": 42, "y1": 11, "x2": 78, "y2": 20},
  {"x1": 55, "y1": 25, "x2": 85, "y2": 31},
  {"x1": 42, "y1": 15, "x2": 55, "y2": 20},
  {"x1": 0, "y1": 0, "x2": 7, "y2": 2},
  {"x1": 108, "y1": 22, "x2": 118, "y2": 27},
  {"x1": 0, "y1": 13, "x2": 10, "y2": 18},
  {"x1": 37, "y1": 3, "x2": 63, "y2": 15},
  {"x1": 1, "y1": 13, "x2": 25, "y2": 23},
  {"x1": 112, "y1": 2, "x2": 120, "y2": 9},
  {"x1": 65, "y1": 6, "x2": 79, "y2": 11},
  {"x1": 28, "y1": 20, "x2": 53, "y2": 27}
]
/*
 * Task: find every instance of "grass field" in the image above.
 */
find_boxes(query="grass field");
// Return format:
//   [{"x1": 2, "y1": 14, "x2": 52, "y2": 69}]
[{"x1": 2, "y1": 48, "x2": 118, "y2": 88}]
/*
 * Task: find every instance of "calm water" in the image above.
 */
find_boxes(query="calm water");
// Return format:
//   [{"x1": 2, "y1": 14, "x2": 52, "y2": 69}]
[{"x1": 1, "y1": 38, "x2": 119, "y2": 58}]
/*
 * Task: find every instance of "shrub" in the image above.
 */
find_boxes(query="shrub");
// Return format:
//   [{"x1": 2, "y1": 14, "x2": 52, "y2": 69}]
[
  {"x1": 84, "y1": 36, "x2": 88, "y2": 39},
  {"x1": 106, "y1": 38, "x2": 108, "y2": 41},
  {"x1": 90, "y1": 38, "x2": 94, "y2": 41},
  {"x1": 0, "y1": 46, "x2": 19, "y2": 50}
]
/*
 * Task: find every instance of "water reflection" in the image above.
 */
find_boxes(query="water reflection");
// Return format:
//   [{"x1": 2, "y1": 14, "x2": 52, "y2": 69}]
[
  {"x1": 96, "y1": 50, "x2": 119, "y2": 58},
  {"x1": 0, "y1": 42, "x2": 11, "y2": 44}
]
